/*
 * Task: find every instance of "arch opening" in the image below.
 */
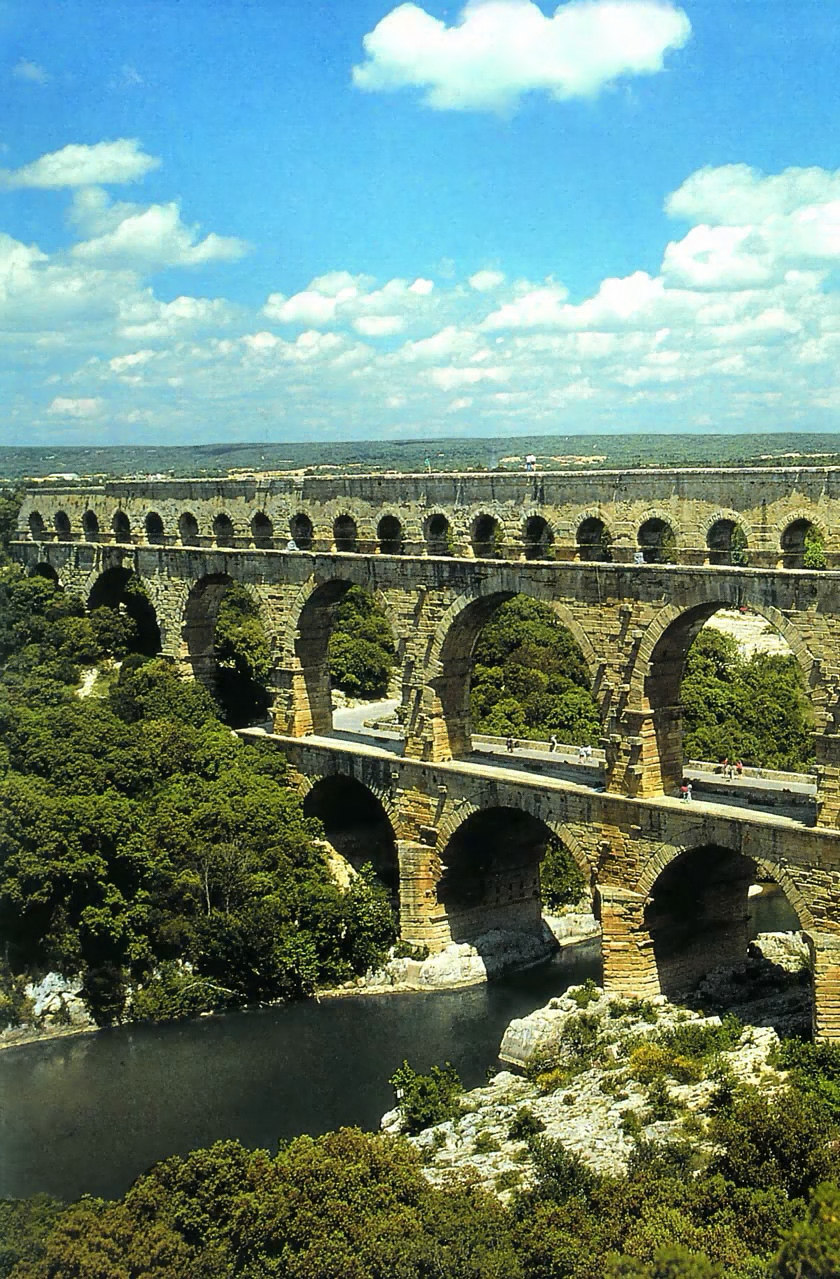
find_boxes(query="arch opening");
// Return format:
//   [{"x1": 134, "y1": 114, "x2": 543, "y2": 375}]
[
  {"x1": 781, "y1": 518, "x2": 825, "y2": 570},
  {"x1": 54, "y1": 510, "x2": 71, "y2": 539},
  {"x1": 213, "y1": 513, "x2": 235, "y2": 548},
  {"x1": 145, "y1": 511, "x2": 165, "y2": 545},
  {"x1": 179, "y1": 512, "x2": 200, "y2": 546},
  {"x1": 430, "y1": 592, "x2": 599, "y2": 760},
  {"x1": 377, "y1": 514, "x2": 404, "y2": 555},
  {"x1": 644, "y1": 845, "x2": 811, "y2": 1031},
  {"x1": 290, "y1": 513, "x2": 313, "y2": 551},
  {"x1": 112, "y1": 511, "x2": 132, "y2": 543},
  {"x1": 82, "y1": 509, "x2": 100, "y2": 542},
  {"x1": 437, "y1": 809, "x2": 592, "y2": 967},
  {"x1": 576, "y1": 517, "x2": 613, "y2": 563},
  {"x1": 183, "y1": 576, "x2": 271, "y2": 725},
  {"x1": 251, "y1": 512, "x2": 274, "y2": 549},
  {"x1": 471, "y1": 513, "x2": 502, "y2": 559},
  {"x1": 707, "y1": 518, "x2": 748, "y2": 566},
  {"x1": 28, "y1": 511, "x2": 46, "y2": 540},
  {"x1": 522, "y1": 515, "x2": 553, "y2": 561},
  {"x1": 88, "y1": 566, "x2": 161, "y2": 657},
  {"x1": 333, "y1": 515, "x2": 358, "y2": 553},
  {"x1": 303, "y1": 775, "x2": 399, "y2": 902},
  {"x1": 643, "y1": 604, "x2": 816, "y2": 796},
  {"x1": 31, "y1": 562, "x2": 59, "y2": 584},
  {"x1": 638, "y1": 517, "x2": 676, "y2": 564},
  {"x1": 425, "y1": 513, "x2": 452, "y2": 556}
]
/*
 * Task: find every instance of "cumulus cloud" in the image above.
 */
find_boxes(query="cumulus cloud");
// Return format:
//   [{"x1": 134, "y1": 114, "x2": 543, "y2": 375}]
[
  {"x1": 666, "y1": 164, "x2": 840, "y2": 225},
  {"x1": 1, "y1": 139, "x2": 159, "y2": 189},
  {"x1": 264, "y1": 273, "x2": 437, "y2": 332},
  {"x1": 469, "y1": 268, "x2": 506, "y2": 291},
  {"x1": 70, "y1": 192, "x2": 248, "y2": 271},
  {"x1": 353, "y1": 0, "x2": 691, "y2": 112}
]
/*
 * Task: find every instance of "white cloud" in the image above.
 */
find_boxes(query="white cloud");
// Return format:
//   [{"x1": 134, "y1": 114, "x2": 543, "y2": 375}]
[
  {"x1": 481, "y1": 282, "x2": 571, "y2": 328},
  {"x1": 119, "y1": 295, "x2": 238, "y2": 340},
  {"x1": 469, "y1": 268, "x2": 505, "y2": 291},
  {"x1": 264, "y1": 273, "x2": 438, "y2": 333},
  {"x1": 353, "y1": 0, "x2": 691, "y2": 112},
  {"x1": 1, "y1": 140, "x2": 159, "y2": 189},
  {"x1": 667, "y1": 164, "x2": 840, "y2": 225},
  {"x1": 12, "y1": 60, "x2": 49, "y2": 84},
  {"x1": 353, "y1": 314, "x2": 405, "y2": 336},
  {"x1": 67, "y1": 192, "x2": 248, "y2": 272},
  {"x1": 47, "y1": 396, "x2": 103, "y2": 418}
]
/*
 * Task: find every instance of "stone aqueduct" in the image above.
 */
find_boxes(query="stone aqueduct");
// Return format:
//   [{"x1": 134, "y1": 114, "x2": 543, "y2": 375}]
[{"x1": 14, "y1": 467, "x2": 840, "y2": 1037}]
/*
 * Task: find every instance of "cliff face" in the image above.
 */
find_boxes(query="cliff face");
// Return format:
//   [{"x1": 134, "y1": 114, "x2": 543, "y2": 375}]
[{"x1": 383, "y1": 981, "x2": 788, "y2": 1197}]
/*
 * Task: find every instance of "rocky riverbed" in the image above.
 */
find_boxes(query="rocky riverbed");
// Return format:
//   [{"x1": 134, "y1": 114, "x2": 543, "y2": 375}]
[{"x1": 382, "y1": 932, "x2": 811, "y2": 1198}]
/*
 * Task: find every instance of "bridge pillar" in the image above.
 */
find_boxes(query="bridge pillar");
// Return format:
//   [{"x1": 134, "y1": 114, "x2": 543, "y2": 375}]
[
  {"x1": 808, "y1": 932, "x2": 840, "y2": 1041},
  {"x1": 815, "y1": 733, "x2": 840, "y2": 829},
  {"x1": 269, "y1": 661, "x2": 331, "y2": 737},
  {"x1": 404, "y1": 660, "x2": 472, "y2": 762},
  {"x1": 598, "y1": 885, "x2": 660, "y2": 998},
  {"x1": 605, "y1": 706, "x2": 682, "y2": 798},
  {"x1": 397, "y1": 839, "x2": 450, "y2": 952}
]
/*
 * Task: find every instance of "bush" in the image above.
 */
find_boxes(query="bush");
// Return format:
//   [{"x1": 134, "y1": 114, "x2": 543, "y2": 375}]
[
  {"x1": 389, "y1": 1060, "x2": 463, "y2": 1135},
  {"x1": 508, "y1": 1107, "x2": 545, "y2": 1141}
]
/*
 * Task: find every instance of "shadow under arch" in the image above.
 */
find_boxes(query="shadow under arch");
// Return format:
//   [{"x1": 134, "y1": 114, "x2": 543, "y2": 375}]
[
  {"x1": 436, "y1": 806, "x2": 587, "y2": 959},
  {"x1": 418, "y1": 578, "x2": 600, "y2": 760},
  {"x1": 182, "y1": 572, "x2": 237, "y2": 691},
  {"x1": 302, "y1": 773, "x2": 399, "y2": 900},
  {"x1": 88, "y1": 565, "x2": 161, "y2": 656},
  {"x1": 626, "y1": 595, "x2": 819, "y2": 796},
  {"x1": 30, "y1": 562, "x2": 59, "y2": 584},
  {"x1": 641, "y1": 842, "x2": 812, "y2": 1023}
]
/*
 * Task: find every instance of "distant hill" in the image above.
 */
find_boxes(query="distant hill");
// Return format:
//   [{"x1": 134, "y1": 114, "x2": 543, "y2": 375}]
[{"x1": 3, "y1": 433, "x2": 840, "y2": 481}]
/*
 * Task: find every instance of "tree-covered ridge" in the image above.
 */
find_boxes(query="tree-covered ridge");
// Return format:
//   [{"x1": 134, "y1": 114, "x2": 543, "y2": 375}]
[
  {"x1": 0, "y1": 565, "x2": 395, "y2": 1028},
  {"x1": 327, "y1": 585, "x2": 395, "y2": 699},
  {"x1": 682, "y1": 629, "x2": 815, "y2": 772},
  {"x1": 471, "y1": 596, "x2": 601, "y2": 745}
]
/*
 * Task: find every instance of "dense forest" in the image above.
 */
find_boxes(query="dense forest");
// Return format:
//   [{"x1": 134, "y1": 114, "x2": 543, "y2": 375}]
[
  {"x1": 4, "y1": 432, "x2": 840, "y2": 480},
  {"x1": 0, "y1": 562, "x2": 395, "y2": 1029},
  {"x1": 6, "y1": 1037, "x2": 840, "y2": 1276}
]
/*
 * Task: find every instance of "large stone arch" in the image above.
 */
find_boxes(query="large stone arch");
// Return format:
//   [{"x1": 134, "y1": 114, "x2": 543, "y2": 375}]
[
  {"x1": 435, "y1": 798, "x2": 593, "y2": 886},
  {"x1": 411, "y1": 573, "x2": 601, "y2": 761},
  {"x1": 277, "y1": 571, "x2": 396, "y2": 737},
  {"x1": 87, "y1": 564, "x2": 162, "y2": 656},
  {"x1": 633, "y1": 831, "x2": 816, "y2": 933},
  {"x1": 620, "y1": 592, "x2": 820, "y2": 796},
  {"x1": 180, "y1": 573, "x2": 268, "y2": 707},
  {"x1": 774, "y1": 507, "x2": 830, "y2": 549}
]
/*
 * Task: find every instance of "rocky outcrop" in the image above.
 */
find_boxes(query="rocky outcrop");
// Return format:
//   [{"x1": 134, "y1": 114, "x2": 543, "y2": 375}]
[
  {"x1": 0, "y1": 972, "x2": 95, "y2": 1049},
  {"x1": 383, "y1": 983, "x2": 787, "y2": 1196}
]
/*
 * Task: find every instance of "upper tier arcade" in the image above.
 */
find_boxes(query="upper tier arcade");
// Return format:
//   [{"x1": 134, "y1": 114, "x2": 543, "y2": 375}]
[{"x1": 16, "y1": 466, "x2": 840, "y2": 568}]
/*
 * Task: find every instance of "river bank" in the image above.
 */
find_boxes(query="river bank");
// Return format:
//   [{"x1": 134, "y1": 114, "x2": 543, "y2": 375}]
[{"x1": 0, "y1": 912, "x2": 600, "y2": 1053}]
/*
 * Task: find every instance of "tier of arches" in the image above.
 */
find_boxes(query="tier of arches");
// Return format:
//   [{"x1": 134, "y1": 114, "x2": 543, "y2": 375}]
[{"x1": 23, "y1": 506, "x2": 830, "y2": 567}]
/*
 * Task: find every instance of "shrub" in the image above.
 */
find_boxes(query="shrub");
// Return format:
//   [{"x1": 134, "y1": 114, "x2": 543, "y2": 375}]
[
  {"x1": 474, "y1": 1130, "x2": 499, "y2": 1153},
  {"x1": 389, "y1": 1060, "x2": 463, "y2": 1135},
  {"x1": 508, "y1": 1107, "x2": 545, "y2": 1141}
]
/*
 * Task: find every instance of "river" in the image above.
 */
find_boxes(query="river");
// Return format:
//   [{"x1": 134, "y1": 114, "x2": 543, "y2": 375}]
[{"x1": 0, "y1": 942, "x2": 600, "y2": 1203}]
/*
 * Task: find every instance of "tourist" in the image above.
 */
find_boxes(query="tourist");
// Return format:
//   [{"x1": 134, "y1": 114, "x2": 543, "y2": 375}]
[
  {"x1": 506, "y1": 735, "x2": 514, "y2": 753},
  {"x1": 735, "y1": 759, "x2": 744, "y2": 776},
  {"x1": 686, "y1": 781, "x2": 692, "y2": 801},
  {"x1": 549, "y1": 734, "x2": 558, "y2": 752},
  {"x1": 680, "y1": 780, "x2": 689, "y2": 800},
  {"x1": 578, "y1": 745, "x2": 587, "y2": 764}
]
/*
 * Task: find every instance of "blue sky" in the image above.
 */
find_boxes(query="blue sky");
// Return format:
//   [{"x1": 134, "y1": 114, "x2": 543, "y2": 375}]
[{"x1": 4, "y1": 0, "x2": 840, "y2": 445}]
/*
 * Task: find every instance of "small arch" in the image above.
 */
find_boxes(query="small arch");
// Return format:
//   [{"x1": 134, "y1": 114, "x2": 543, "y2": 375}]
[
  {"x1": 213, "y1": 513, "x2": 235, "y2": 548},
  {"x1": 522, "y1": 514, "x2": 553, "y2": 560},
  {"x1": 471, "y1": 513, "x2": 502, "y2": 559},
  {"x1": 706, "y1": 517, "x2": 748, "y2": 566},
  {"x1": 377, "y1": 514, "x2": 404, "y2": 555},
  {"x1": 54, "y1": 510, "x2": 71, "y2": 539},
  {"x1": 303, "y1": 775, "x2": 399, "y2": 901},
  {"x1": 145, "y1": 511, "x2": 165, "y2": 545},
  {"x1": 576, "y1": 516, "x2": 613, "y2": 563},
  {"x1": 112, "y1": 510, "x2": 132, "y2": 543},
  {"x1": 290, "y1": 513, "x2": 314, "y2": 551},
  {"x1": 333, "y1": 514, "x2": 358, "y2": 553},
  {"x1": 781, "y1": 518, "x2": 824, "y2": 569},
  {"x1": 638, "y1": 516, "x2": 676, "y2": 563},
  {"x1": 425, "y1": 512, "x2": 452, "y2": 556},
  {"x1": 251, "y1": 512, "x2": 274, "y2": 549},
  {"x1": 82, "y1": 509, "x2": 100, "y2": 542},
  {"x1": 179, "y1": 512, "x2": 200, "y2": 546},
  {"x1": 28, "y1": 511, "x2": 46, "y2": 540}
]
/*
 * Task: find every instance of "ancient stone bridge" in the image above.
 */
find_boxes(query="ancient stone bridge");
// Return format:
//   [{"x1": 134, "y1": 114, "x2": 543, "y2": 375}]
[{"x1": 13, "y1": 469, "x2": 840, "y2": 1037}]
